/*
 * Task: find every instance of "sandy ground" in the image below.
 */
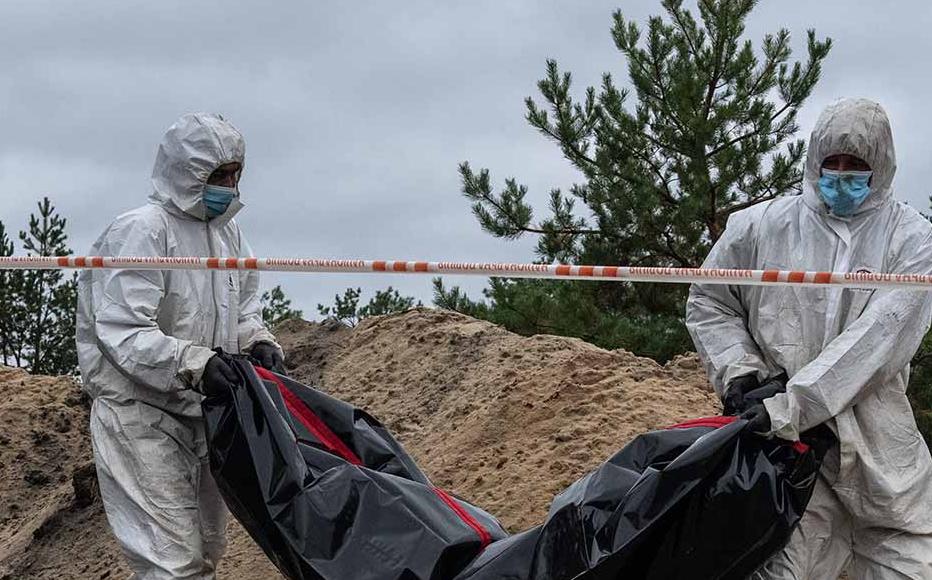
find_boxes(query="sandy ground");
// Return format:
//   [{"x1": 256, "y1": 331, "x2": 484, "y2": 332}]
[{"x1": 0, "y1": 309, "x2": 718, "y2": 578}]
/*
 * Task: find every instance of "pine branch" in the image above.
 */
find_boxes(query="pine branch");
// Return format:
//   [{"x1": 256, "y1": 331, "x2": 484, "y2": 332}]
[
  {"x1": 707, "y1": 104, "x2": 794, "y2": 158},
  {"x1": 722, "y1": 191, "x2": 783, "y2": 216}
]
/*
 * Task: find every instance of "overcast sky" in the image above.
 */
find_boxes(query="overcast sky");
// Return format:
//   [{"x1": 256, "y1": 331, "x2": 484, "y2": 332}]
[{"x1": 2, "y1": 1, "x2": 931, "y2": 317}]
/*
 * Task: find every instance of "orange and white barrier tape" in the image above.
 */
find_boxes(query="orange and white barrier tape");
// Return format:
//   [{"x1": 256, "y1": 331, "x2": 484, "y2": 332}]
[{"x1": 1, "y1": 256, "x2": 931, "y2": 291}]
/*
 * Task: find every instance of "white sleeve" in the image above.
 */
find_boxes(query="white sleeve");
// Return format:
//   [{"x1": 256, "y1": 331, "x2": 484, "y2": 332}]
[
  {"x1": 686, "y1": 209, "x2": 771, "y2": 397},
  {"x1": 92, "y1": 216, "x2": 214, "y2": 390}
]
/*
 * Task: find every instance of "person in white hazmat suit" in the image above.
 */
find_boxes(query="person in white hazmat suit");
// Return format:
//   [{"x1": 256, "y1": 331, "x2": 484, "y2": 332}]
[
  {"x1": 687, "y1": 98, "x2": 932, "y2": 579},
  {"x1": 76, "y1": 112, "x2": 284, "y2": 579}
]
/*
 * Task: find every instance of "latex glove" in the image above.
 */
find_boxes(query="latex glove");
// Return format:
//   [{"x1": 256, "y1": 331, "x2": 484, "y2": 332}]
[
  {"x1": 741, "y1": 404, "x2": 771, "y2": 434},
  {"x1": 198, "y1": 354, "x2": 240, "y2": 397},
  {"x1": 250, "y1": 341, "x2": 284, "y2": 374},
  {"x1": 741, "y1": 373, "x2": 788, "y2": 411},
  {"x1": 722, "y1": 375, "x2": 760, "y2": 416}
]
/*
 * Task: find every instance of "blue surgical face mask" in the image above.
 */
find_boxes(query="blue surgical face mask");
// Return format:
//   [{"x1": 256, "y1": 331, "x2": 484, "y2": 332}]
[
  {"x1": 818, "y1": 169, "x2": 873, "y2": 217},
  {"x1": 203, "y1": 184, "x2": 237, "y2": 219}
]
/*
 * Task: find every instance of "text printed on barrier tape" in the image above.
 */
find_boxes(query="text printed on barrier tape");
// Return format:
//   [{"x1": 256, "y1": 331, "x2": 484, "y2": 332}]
[{"x1": 2, "y1": 256, "x2": 932, "y2": 291}]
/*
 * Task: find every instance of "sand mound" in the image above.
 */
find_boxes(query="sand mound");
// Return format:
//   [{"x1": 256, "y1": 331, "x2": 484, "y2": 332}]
[
  {"x1": 1, "y1": 309, "x2": 716, "y2": 578},
  {"x1": 278, "y1": 309, "x2": 717, "y2": 530},
  {"x1": 0, "y1": 366, "x2": 126, "y2": 579},
  {"x1": 0, "y1": 367, "x2": 278, "y2": 580}
]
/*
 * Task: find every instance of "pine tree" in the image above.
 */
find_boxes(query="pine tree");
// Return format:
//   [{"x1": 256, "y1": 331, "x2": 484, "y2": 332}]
[
  {"x1": 0, "y1": 221, "x2": 24, "y2": 367},
  {"x1": 908, "y1": 200, "x2": 932, "y2": 445},
  {"x1": 448, "y1": 0, "x2": 831, "y2": 361},
  {"x1": 317, "y1": 287, "x2": 362, "y2": 325},
  {"x1": 359, "y1": 287, "x2": 419, "y2": 319},
  {"x1": 0, "y1": 198, "x2": 78, "y2": 375},
  {"x1": 261, "y1": 285, "x2": 304, "y2": 328},
  {"x1": 910, "y1": 333, "x2": 932, "y2": 447},
  {"x1": 432, "y1": 278, "x2": 490, "y2": 319},
  {"x1": 318, "y1": 287, "x2": 420, "y2": 327}
]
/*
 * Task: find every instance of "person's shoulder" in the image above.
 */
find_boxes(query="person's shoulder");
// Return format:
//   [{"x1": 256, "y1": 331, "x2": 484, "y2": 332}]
[
  {"x1": 888, "y1": 200, "x2": 932, "y2": 243},
  {"x1": 881, "y1": 201, "x2": 932, "y2": 270},
  {"x1": 97, "y1": 203, "x2": 172, "y2": 251},
  {"x1": 891, "y1": 200, "x2": 932, "y2": 229},
  {"x1": 726, "y1": 196, "x2": 800, "y2": 230},
  {"x1": 107, "y1": 202, "x2": 169, "y2": 229}
]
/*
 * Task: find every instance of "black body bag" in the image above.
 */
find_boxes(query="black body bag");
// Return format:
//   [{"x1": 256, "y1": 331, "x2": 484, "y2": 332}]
[{"x1": 204, "y1": 357, "x2": 826, "y2": 580}]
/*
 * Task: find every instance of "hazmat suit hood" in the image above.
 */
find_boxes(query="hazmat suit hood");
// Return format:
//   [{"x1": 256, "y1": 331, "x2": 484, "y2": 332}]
[
  {"x1": 150, "y1": 112, "x2": 246, "y2": 222},
  {"x1": 802, "y1": 98, "x2": 896, "y2": 217}
]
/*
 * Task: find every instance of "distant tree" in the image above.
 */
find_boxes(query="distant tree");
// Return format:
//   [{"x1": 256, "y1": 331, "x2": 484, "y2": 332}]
[
  {"x1": 318, "y1": 286, "x2": 420, "y2": 327},
  {"x1": 910, "y1": 333, "x2": 932, "y2": 448},
  {"x1": 317, "y1": 287, "x2": 362, "y2": 326},
  {"x1": 909, "y1": 200, "x2": 932, "y2": 446},
  {"x1": 432, "y1": 278, "x2": 490, "y2": 320},
  {"x1": 360, "y1": 287, "x2": 420, "y2": 318},
  {"x1": 448, "y1": 0, "x2": 831, "y2": 362},
  {"x1": 0, "y1": 221, "x2": 23, "y2": 367},
  {"x1": 0, "y1": 198, "x2": 78, "y2": 375},
  {"x1": 261, "y1": 285, "x2": 304, "y2": 328}
]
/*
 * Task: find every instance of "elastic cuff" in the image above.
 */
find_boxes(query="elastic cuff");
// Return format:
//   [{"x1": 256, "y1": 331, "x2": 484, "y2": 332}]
[
  {"x1": 178, "y1": 345, "x2": 216, "y2": 388},
  {"x1": 241, "y1": 329, "x2": 278, "y2": 351},
  {"x1": 763, "y1": 393, "x2": 800, "y2": 441}
]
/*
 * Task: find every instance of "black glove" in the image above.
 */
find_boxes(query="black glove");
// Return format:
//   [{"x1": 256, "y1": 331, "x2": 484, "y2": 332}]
[
  {"x1": 250, "y1": 342, "x2": 284, "y2": 374},
  {"x1": 199, "y1": 354, "x2": 240, "y2": 397},
  {"x1": 741, "y1": 373, "x2": 788, "y2": 411},
  {"x1": 722, "y1": 375, "x2": 760, "y2": 416},
  {"x1": 741, "y1": 404, "x2": 771, "y2": 434}
]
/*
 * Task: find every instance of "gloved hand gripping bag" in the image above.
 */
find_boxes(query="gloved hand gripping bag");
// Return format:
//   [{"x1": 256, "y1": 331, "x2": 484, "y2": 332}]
[
  {"x1": 203, "y1": 356, "x2": 507, "y2": 580},
  {"x1": 205, "y1": 357, "x2": 826, "y2": 580},
  {"x1": 456, "y1": 417, "x2": 828, "y2": 580}
]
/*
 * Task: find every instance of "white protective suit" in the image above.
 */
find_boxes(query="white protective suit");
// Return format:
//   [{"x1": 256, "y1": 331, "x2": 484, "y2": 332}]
[
  {"x1": 687, "y1": 98, "x2": 932, "y2": 579},
  {"x1": 76, "y1": 113, "x2": 281, "y2": 580}
]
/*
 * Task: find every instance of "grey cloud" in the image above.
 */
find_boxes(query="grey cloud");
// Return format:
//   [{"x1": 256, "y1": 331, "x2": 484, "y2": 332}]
[{"x1": 2, "y1": 1, "x2": 930, "y2": 315}]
